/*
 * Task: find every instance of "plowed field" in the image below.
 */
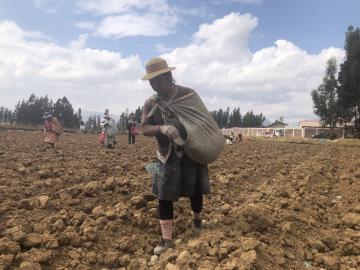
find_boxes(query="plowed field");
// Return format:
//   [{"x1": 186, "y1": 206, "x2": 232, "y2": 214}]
[{"x1": 0, "y1": 131, "x2": 359, "y2": 270}]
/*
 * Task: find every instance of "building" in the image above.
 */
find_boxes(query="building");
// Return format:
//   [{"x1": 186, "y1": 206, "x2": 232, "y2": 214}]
[
  {"x1": 298, "y1": 120, "x2": 322, "y2": 129},
  {"x1": 298, "y1": 120, "x2": 345, "y2": 138},
  {"x1": 266, "y1": 121, "x2": 288, "y2": 129}
]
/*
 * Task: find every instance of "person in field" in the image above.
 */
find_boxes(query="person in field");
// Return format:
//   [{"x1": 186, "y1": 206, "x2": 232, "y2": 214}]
[
  {"x1": 238, "y1": 132, "x2": 243, "y2": 143},
  {"x1": 141, "y1": 58, "x2": 213, "y2": 255},
  {"x1": 127, "y1": 116, "x2": 137, "y2": 144},
  {"x1": 43, "y1": 112, "x2": 63, "y2": 148},
  {"x1": 100, "y1": 112, "x2": 117, "y2": 149}
]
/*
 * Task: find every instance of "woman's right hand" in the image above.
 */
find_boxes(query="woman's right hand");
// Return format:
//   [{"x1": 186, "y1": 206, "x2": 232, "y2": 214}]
[{"x1": 159, "y1": 125, "x2": 180, "y2": 140}]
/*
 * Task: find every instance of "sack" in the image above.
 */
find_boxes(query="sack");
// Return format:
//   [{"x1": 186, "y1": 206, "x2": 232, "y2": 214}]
[
  {"x1": 149, "y1": 87, "x2": 224, "y2": 164},
  {"x1": 106, "y1": 126, "x2": 117, "y2": 137},
  {"x1": 99, "y1": 132, "x2": 105, "y2": 144},
  {"x1": 105, "y1": 120, "x2": 117, "y2": 136},
  {"x1": 51, "y1": 118, "x2": 63, "y2": 135},
  {"x1": 131, "y1": 127, "x2": 139, "y2": 135}
]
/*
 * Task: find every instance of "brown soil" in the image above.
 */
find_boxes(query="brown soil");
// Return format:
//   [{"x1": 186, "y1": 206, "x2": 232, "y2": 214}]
[{"x1": 0, "y1": 131, "x2": 359, "y2": 270}]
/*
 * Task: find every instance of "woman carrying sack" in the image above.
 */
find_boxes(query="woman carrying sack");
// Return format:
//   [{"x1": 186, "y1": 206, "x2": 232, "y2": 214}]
[
  {"x1": 43, "y1": 112, "x2": 63, "y2": 148},
  {"x1": 141, "y1": 58, "x2": 224, "y2": 255},
  {"x1": 100, "y1": 112, "x2": 117, "y2": 149}
]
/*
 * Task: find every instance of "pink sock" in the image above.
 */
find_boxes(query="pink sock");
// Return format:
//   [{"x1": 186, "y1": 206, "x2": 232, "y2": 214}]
[{"x1": 160, "y1": 219, "x2": 173, "y2": 240}]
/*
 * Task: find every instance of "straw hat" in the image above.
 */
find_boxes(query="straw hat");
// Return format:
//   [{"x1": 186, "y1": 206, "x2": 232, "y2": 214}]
[{"x1": 142, "y1": 58, "x2": 175, "y2": 80}]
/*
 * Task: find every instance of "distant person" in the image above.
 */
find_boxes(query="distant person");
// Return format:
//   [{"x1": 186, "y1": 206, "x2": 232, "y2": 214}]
[
  {"x1": 79, "y1": 121, "x2": 86, "y2": 133},
  {"x1": 141, "y1": 58, "x2": 216, "y2": 255},
  {"x1": 100, "y1": 112, "x2": 117, "y2": 149},
  {"x1": 43, "y1": 112, "x2": 63, "y2": 148},
  {"x1": 238, "y1": 132, "x2": 243, "y2": 143},
  {"x1": 229, "y1": 132, "x2": 234, "y2": 142},
  {"x1": 127, "y1": 119, "x2": 137, "y2": 144}
]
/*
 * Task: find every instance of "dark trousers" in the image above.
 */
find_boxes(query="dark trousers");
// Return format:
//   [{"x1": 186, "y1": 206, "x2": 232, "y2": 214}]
[
  {"x1": 158, "y1": 192, "x2": 203, "y2": 220},
  {"x1": 128, "y1": 133, "x2": 135, "y2": 144}
]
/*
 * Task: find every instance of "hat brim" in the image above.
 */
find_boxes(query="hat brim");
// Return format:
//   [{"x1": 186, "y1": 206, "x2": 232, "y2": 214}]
[
  {"x1": 42, "y1": 115, "x2": 52, "y2": 119},
  {"x1": 142, "y1": 67, "x2": 176, "y2": 80}
]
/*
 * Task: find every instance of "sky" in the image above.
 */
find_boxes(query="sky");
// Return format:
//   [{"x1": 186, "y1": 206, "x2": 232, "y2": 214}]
[{"x1": 0, "y1": 0, "x2": 359, "y2": 126}]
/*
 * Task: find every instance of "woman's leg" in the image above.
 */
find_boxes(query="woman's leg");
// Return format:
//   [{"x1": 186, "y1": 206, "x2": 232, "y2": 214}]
[
  {"x1": 190, "y1": 175, "x2": 204, "y2": 229},
  {"x1": 158, "y1": 200, "x2": 174, "y2": 239},
  {"x1": 154, "y1": 200, "x2": 175, "y2": 255},
  {"x1": 190, "y1": 192, "x2": 203, "y2": 220}
]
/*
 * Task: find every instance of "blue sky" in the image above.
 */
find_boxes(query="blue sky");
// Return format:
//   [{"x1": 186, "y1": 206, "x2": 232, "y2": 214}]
[
  {"x1": 1, "y1": 0, "x2": 358, "y2": 57},
  {"x1": 0, "y1": 0, "x2": 359, "y2": 124}
]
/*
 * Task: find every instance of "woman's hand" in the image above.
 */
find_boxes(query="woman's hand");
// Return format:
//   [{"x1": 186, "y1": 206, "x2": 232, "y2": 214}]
[{"x1": 159, "y1": 125, "x2": 180, "y2": 140}]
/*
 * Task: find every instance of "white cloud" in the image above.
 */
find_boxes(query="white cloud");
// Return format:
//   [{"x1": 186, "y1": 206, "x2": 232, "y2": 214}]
[
  {"x1": 0, "y1": 13, "x2": 345, "y2": 125},
  {"x1": 172, "y1": 6, "x2": 208, "y2": 18},
  {"x1": 77, "y1": 0, "x2": 170, "y2": 15},
  {"x1": 161, "y1": 12, "x2": 344, "y2": 125},
  {"x1": 0, "y1": 21, "x2": 147, "y2": 114},
  {"x1": 156, "y1": 43, "x2": 173, "y2": 53},
  {"x1": 75, "y1": 0, "x2": 179, "y2": 38},
  {"x1": 94, "y1": 12, "x2": 178, "y2": 38},
  {"x1": 68, "y1": 34, "x2": 88, "y2": 50},
  {"x1": 75, "y1": 21, "x2": 96, "y2": 30},
  {"x1": 213, "y1": 0, "x2": 262, "y2": 5},
  {"x1": 32, "y1": 0, "x2": 66, "y2": 13},
  {"x1": 232, "y1": 0, "x2": 262, "y2": 4}
]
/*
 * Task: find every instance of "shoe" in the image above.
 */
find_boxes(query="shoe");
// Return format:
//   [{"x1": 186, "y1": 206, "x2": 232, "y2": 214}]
[
  {"x1": 153, "y1": 238, "x2": 174, "y2": 255},
  {"x1": 192, "y1": 218, "x2": 203, "y2": 233}
]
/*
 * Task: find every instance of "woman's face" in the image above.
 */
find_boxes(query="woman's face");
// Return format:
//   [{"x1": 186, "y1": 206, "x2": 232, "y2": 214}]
[{"x1": 149, "y1": 72, "x2": 171, "y2": 96}]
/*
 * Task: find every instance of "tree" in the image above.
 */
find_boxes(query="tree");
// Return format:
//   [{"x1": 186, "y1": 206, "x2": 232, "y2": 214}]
[
  {"x1": 311, "y1": 58, "x2": 339, "y2": 134},
  {"x1": 117, "y1": 112, "x2": 128, "y2": 131},
  {"x1": 222, "y1": 107, "x2": 230, "y2": 128},
  {"x1": 338, "y1": 26, "x2": 360, "y2": 131},
  {"x1": 242, "y1": 110, "x2": 265, "y2": 127},
  {"x1": 97, "y1": 115, "x2": 101, "y2": 131},
  {"x1": 134, "y1": 106, "x2": 143, "y2": 123},
  {"x1": 228, "y1": 108, "x2": 241, "y2": 128},
  {"x1": 77, "y1": 108, "x2": 82, "y2": 123},
  {"x1": 13, "y1": 94, "x2": 81, "y2": 128},
  {"x1": 0, "y1": 107, "x2": 15, "y2": 124},
  {"x1": 211, "y1": 107, "x2": 264, "y2": 128}
]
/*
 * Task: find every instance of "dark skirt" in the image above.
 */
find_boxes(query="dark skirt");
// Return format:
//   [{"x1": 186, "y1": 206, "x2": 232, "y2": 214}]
[{"x1": 151, "y1": 152, "x2": 210, "y2": 202}]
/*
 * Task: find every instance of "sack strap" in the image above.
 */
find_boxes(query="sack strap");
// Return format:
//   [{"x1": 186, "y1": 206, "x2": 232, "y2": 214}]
[{"x1": 148, "y1": 86, "x2": 179, "y2": 118}]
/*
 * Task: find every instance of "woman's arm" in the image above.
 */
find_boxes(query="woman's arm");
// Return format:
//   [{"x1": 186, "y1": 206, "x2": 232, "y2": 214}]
[{"x1": 141, "y1": 99, "x2": 161, "y2": 137}]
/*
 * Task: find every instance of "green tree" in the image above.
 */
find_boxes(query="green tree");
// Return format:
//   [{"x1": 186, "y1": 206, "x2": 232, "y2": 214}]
[
  {"x1": 13, "y1": 94, "x2": 81, "y2": 128},
  {"x1": 222, "y1": 107, "x2": 230, "y2": 128},
  {"x1": 338, "y1": 26, "x2": 360, "y2": 131},
  {"x1": 117, "y1": 112, "x2": 128, "y2": 131},
  {"x1": 134, "y1": 106, "x2": 143, "y2": 123},
  {"x1": 311, "y1": 58, "x2": 339, "y2": 134},
  {"x1": 53, "y1": 96, "x2": 80, "y2": 128},
  {"x1": 242, "y1": 110, "x2": 265, "y2": 127},
  {"x1": 228, "y1": 107, "x2": 241, "y2": 128},
  {"x1": 77, "y1": 108, "x2": 82, "y2": 123}
]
